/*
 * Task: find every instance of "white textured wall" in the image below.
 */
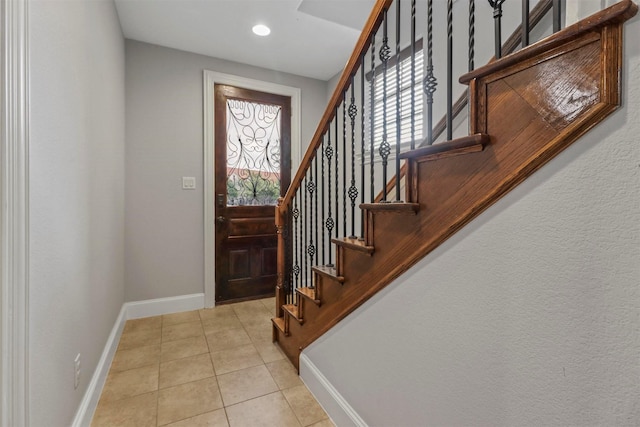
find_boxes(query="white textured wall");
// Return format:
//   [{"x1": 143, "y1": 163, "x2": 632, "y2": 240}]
[
  {"x1": 304, "y1": 14, "x2": 640, "y2": 427},
  {"x1": 29, "y1": 1, "x2": 125, "y2": 426},
  {"x1": 124, "y1": 41, "x2": 328, "y2": 302}
]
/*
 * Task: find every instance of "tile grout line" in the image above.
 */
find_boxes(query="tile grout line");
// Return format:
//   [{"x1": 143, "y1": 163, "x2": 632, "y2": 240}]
[
  {"x1": 197, "y1": 312, "x2": 233, "y2": 427},
  {"x1": 233, "y1": 302, "x2": 307, "y2": 426},
  {"x1": 200, "y1": 311, "x2": 230, "y2": 427}
]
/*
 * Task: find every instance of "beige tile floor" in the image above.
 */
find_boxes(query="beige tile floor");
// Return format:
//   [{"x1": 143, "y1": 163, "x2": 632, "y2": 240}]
[{"x1": 91, "y1": 298, "x2": 335, "y2": 427}]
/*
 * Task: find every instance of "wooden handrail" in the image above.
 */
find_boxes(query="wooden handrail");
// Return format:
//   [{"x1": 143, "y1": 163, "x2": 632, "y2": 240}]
[{"x1": 279, "y1": 0, "x2": 394, "y2": 212}]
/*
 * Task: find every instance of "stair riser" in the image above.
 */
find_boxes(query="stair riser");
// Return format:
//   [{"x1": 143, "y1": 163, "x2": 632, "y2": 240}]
[{"x1": 299, "y1": 297, "x2": 322, "y2": 326}]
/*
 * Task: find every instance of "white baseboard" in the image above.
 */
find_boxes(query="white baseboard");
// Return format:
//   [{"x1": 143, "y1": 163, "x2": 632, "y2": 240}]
[
  {"x1": 299, "y1": 353, "x2": 368, "y2": 427},
  {"x1": 71, "y1": 305, "x2": 127, "y2": 427},
  {"x1": 71, "y1": 293, "x2": 206, "y2": 427},
  {"x1": 125, "y1": 293, "x2": 205, "y2": 319}
]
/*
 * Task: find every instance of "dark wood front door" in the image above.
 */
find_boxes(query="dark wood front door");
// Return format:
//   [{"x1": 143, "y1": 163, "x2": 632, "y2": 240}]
[{"x1": 214, "y1": 84, "x2": 291, "y2": 304}]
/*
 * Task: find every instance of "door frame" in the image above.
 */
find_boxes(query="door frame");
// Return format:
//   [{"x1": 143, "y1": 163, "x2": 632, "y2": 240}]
[
  {"x1": 1, "y1": 0, "x2": 30, "y2": 425},
  {"x1": 203, "y1": 70, "x2": 301, "y2": 308}
]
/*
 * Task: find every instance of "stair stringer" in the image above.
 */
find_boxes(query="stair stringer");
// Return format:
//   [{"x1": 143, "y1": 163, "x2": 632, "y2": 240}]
[{"x1": 274, "y1": 0, "x2": 638, "y2": 370}]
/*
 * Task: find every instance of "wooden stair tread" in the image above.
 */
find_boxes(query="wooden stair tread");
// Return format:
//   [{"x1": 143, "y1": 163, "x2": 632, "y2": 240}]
[
  {"x1": 360, "y1": 202, "x2": 420, "y2": 214},
  {"x1": 312, "y1": 265, "x2": 345, "y2": 282},
  {"x1": 399, "y1": 133, "x2": 489, "y2": 162},
  {"x1": 331, "y1": 237, "x2": 375, "y2": 254},
  {"x1": 272, "y1": 317, "x2": 288, "y2": 335},
  {"x1": 282, "y1": 304, "x2": 303, "y2": 324},
  {"x1": 297, "y1": 287, "x2": 321, "y2": 305}
]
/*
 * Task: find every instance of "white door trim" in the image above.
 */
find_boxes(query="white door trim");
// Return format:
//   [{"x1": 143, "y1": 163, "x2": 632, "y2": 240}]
[
  {"x1": 203, "y1": 70, "x2": 301, "y2": 307},
  {"x1": 1, "y1": 0, "x2": 30, "y2": 425}
]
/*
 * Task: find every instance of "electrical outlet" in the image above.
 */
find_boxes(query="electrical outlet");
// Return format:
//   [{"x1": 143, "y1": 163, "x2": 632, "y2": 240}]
[{"x1": 74, "y1": 354, "x2": 81, "y2": 390}]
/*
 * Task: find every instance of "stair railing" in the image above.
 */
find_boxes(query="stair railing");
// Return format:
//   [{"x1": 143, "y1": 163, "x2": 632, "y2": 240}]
[
  {"x1": 275, "y1": 0, "x2": 561, "y2": 314},
  {"x1": 376, "y1": 0, "x2": 554, "y2": 201}
]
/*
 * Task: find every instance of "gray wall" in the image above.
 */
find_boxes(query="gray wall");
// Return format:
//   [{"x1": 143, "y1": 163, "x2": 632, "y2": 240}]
[
  {"x1": 303, "y1": 14, "x2": 640, "y2": 426},
  {"x1": 124, "y1": 40, "x2": 328, "y2": 302},
  {"x1": 29, "y1": 1, "x2": 126, "y2": 425}
]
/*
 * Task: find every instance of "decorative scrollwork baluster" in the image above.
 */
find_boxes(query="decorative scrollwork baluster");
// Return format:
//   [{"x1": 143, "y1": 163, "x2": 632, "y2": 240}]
[
  {"x1": 348, "y1": 79, "x2": 358, "y2": 238},
  {"x1": 320, "y1": 137, "x2": 326, "y2": 265},
  {"x1": 342, "y1": 94, "x2": 347, "y2": 236},
  {"x1": 292, "y1": 194, "x2": 300, "y2": 294},
  {"x1": 314, "y1": 151, "x2": 319, "y2": 270},
  {"x1": 306, "y1": 166, "x2": 315, "y2": 284},
  {"x1": 423, "y1": 0, "x2": 437, "y2": 146},
  {"x1": 303, "y1": 175, "x2": 308, "y2": 287},
  {"x1": 325, "y1": 129, "x2": 334, "y2": 267},
  {"x1": 370, "y1": 35, "x2": 376, "y2": 203},
  {"x1": 380, "y1": 9, "x2": 391, "y2": 202}
]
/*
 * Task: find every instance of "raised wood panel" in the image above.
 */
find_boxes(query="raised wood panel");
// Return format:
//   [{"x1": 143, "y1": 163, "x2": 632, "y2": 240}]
[
  {"x1": 229, "y1": 249, "x2": 250, "y2": 279},
  {"x1": 228, "y1": 217, "x2": 276, "y2": 237},
  {"x1": 501, "y1": 39, "x2": 601, "y2": 131},
  {"x1": 221, "y1": 234, "x2": 277, "y2": 302},
  {"x1": 261, "y1": 247, "x2": 277, "y2": 276}
]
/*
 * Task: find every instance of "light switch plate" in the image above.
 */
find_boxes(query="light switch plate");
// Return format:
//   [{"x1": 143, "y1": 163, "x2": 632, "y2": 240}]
[{"x1": 182, "y1": 177, "x2": 196, "y2": 190}]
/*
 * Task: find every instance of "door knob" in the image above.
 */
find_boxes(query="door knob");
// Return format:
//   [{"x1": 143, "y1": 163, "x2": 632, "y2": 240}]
[{"x1": 216, "y1": 216, "x2": 226, "y2": 224}]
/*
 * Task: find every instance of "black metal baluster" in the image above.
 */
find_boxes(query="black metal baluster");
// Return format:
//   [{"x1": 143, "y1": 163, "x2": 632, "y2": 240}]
[
  {"x1": 446, "y1": 0, "x2": 453, "y2": 141},
  {"x1": 411, "y1": 0, "x2": 416, "y2": 150},
  {"x1": 303, "y1": 175, "x2": 308, "y2": 287},
  {"x1": 360, "y1": 59, "x2": 366, "y2": 237},
  {"x1": 348, "y1": 79, "x2": 358, "y2": 238},
  {"x1": 342, "y1": 95, "x2": 347, "y2": 236},
  {"x1": 325, "y1": 129, "x2": 335, "y2": 266},
  {"x1": 489, "y1": 0, "x2": 506, "y2": 59},
  {"x1": 370, "y1": 36, "x2": 376, "y2": 202},
  {"x1": 293, "y1": 193, "x2": 300, "y2": 294},
  {"x1": 379, "y1": 9, "x2": 391, "y2": 201},
  {"x1": 552, "y1": 0, "x2": 561, "y2": 33},
  {"x1": 335, "y1": 115, "x2": 340, "y2": 238},
  {"x1": 307, "y1": 161, "x2": 315, "y2": 286},
  {"x1": 424, "y1": 0, "x2": 437, "y2": 145},
  {"x1": 522, "y1": 0, "x2": 530, "y2": 47},
  {"x1": 320, "y1": 137, "x2": 326, "y2": 266},
  {"x1": 469, "y1": 0, "x2": 475, "y2": 71},
  {"x1": 395, "y1": 0, "x2": 402, "y2": 202},
  {"x1": 314, "y1": 152, "x2": 319, "y2": 269}
]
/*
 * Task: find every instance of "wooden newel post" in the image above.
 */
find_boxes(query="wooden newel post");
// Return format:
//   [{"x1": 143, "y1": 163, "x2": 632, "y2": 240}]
[{"x1": 275, "y1": 197, "x2": 286, "y2": 320}]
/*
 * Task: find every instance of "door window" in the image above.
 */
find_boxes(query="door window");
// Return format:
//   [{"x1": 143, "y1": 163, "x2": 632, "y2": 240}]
[{"x1": 226, "y1": 99, "x2": 283, "y2": 206}]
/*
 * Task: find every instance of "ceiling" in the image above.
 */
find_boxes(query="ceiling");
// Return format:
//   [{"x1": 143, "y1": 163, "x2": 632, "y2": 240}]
[{"x1": 114, "y1": 0, "x2": 376, "y2": 81}]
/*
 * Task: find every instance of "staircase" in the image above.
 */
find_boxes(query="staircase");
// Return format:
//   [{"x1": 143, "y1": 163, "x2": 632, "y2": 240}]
[{"x1": 272, "y1": 0, "x2": 638, "y2": 370}]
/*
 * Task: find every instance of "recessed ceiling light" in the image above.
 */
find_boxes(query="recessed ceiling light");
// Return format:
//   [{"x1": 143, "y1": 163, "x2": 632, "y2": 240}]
[{"x1": 252, "y1": 24, "x2": 271, "y2": 37}]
